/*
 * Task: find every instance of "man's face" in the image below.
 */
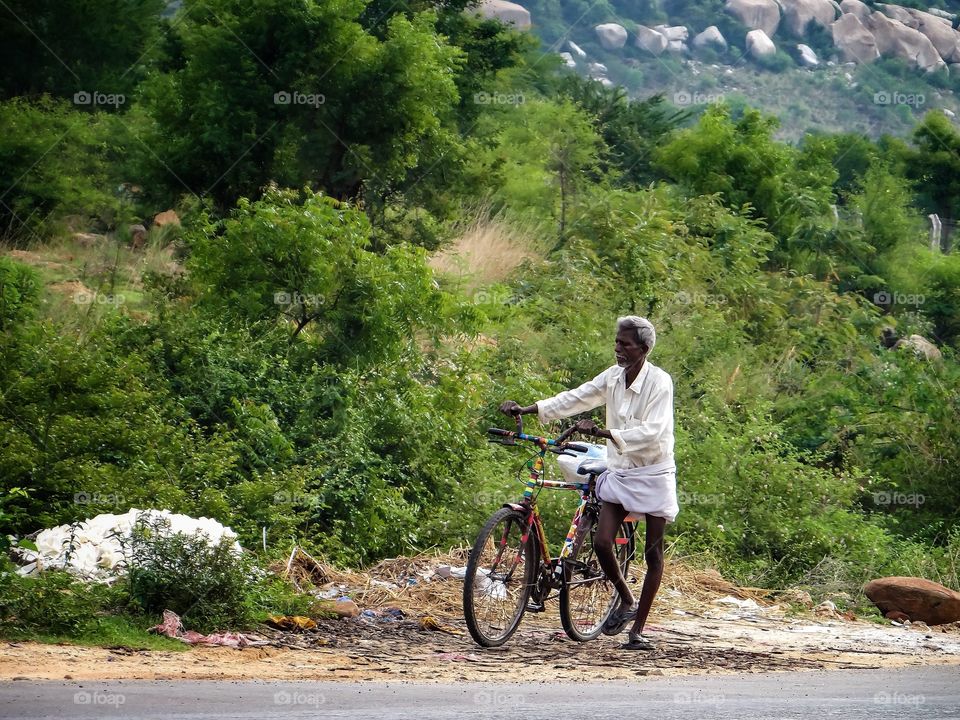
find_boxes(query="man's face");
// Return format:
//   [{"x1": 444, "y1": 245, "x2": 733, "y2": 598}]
[{"x1": 615, "y1": 327, "x2": 647, "y2": 367}]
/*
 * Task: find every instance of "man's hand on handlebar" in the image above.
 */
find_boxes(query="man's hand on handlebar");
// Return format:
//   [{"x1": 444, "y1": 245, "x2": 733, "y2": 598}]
[
  {"x1": 572, "y1": 418, "x2": 612, "y2": 441},
  {"x1": 499, "y1": 400, "x2": 538, "y2": 417}
]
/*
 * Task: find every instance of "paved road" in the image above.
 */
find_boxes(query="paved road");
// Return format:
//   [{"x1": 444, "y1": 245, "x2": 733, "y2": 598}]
[{"x1": 2, "y1": 668, "x2": 959, "y2": 719}]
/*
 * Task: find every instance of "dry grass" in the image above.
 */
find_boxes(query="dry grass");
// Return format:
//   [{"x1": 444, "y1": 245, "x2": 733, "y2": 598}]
[
  {"x1": 292, "y1": 547, "x2": 774, "y2": 621},
  {"x1": 429, "y1": 205, "x2": 545, "y2": 292}
]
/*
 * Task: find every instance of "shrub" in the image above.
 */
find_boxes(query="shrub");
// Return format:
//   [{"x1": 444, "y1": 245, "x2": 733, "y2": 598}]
[
  {"x1": 125, "y1": 516, "x2": 256, "y2": 632},
  {"x1": 0, "y1": 258, "x2": 40, "y2": 330},
  {"x1": 0, "y1": 565, "x2": 124, "y2": 635}
]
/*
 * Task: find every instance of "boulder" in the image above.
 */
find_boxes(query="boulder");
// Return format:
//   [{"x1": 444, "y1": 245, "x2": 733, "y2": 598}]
[
  {"x1": 746, "y1": 28, "x2": 777, "y2": 58},
  {"x1": 559, "y1": 51, "x2": 576, "y2": 68},
  {"x1": 567, "y1": 40, "x2": 587, "y2": 58},
  {"x1": 904, "y1": 8, "x2": 960, "y2": 62},
  {"x1": 831, "y1": 13, "x2": 880, "y2": 63},
  {"x1": 839, "y1": 0, "x2": 871, "y2": 22},
  {"x1": 864, "y1": 577, "x2": 960, "y2": 625},
  {"x1": 725, "y1": 0, "x2": 781, "y2": 38},
  {"x1": 635, "y1": 25, "x2": 668, "y2": 55},
  {"x1": 878, "y1": 3, "x2": 917, "y2": 29},
  {"x1": 944, "y1": 108, "x2": 956, "y2": 119},
  {"x1": 797, "y1": 42, "x2": 820, "y2": 66},
  {"x1": 865, "y1": 12, "x2": 946, "y2": 72},
  {"x1": 777, "y1": 0, "x2": 837, "y2": 37},
  {"x1": 474, "y1": 0, "x2": 531, "y2": 30},
  {"x1": 653, "y1": 24, "x2": 689, "y2": 42},
  {"x1": 153, "y1": 209, "x2": 181, "y2": 227},
  {"x1": 595, "y1": 22, "x2": 628, "y2": 49},
  {"x1": 588, "y1": 62, "x2": 608, "y2": 75},
  {"x1": 667, "y1": 39, "x2": 689, "y2": 53},
  {"x1": 129, "y1": 224, "x2": 148, "y2": 249},
  {"x1": 894, "y1": 334, "x2": 942, "y2": 360},
  {"x1": 693, "y1": 25, "x2": 728, "y2": 51}
]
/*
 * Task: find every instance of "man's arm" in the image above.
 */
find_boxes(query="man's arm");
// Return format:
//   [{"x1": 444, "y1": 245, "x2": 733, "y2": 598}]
[{"x1": 535, "y1": 369, "x2": 610, "y2": 423}]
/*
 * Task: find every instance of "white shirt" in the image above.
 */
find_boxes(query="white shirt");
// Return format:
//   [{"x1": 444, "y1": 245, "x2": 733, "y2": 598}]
[{"x1": 536, "y1": 361, "x2": 675, "y2": 470}]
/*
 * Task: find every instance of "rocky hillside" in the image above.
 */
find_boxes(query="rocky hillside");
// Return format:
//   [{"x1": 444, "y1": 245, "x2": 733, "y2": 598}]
[{"x1": 475, "y1": 0, "x2": 960, "y2": 137}]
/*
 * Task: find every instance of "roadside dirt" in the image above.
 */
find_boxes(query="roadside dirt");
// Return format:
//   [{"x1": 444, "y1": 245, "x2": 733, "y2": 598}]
[
  {"x1": 4, "y1": 554, "x2": 960, "y2": 682},
  {"x1": 3, "y1": 612, "x2": 959, "y2": 682}
]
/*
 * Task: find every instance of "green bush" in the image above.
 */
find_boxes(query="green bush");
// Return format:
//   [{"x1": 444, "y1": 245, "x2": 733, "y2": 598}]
[
  {"x1": 0, "y1": 258, "x2": 40, "y2": 330},
  {"x1": 125, "y1": 516, "x2": 256, "y2": 632},
  {"x1": 0, "y1": 566, "x2": 124, "y2": 635},
  {"x1": 0, "y1": 98, "x2": 123, "y2": 239}
]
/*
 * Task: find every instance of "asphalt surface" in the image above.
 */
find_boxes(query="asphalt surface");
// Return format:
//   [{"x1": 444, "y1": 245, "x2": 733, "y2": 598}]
[{"x1": 2, "y1": 668, "x2": 959, "y2": 719}]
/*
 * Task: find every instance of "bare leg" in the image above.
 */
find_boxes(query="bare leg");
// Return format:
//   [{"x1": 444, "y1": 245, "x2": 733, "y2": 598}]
[
  {"x1": 629, "y1": 514, "x2": 666, "y2": 637},
  {"x1": 594, "y1": 501, "x2": 633, "y2": 606}
]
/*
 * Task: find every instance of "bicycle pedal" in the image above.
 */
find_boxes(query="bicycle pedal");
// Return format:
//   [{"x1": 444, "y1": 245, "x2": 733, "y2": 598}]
[{"x1": 525, "y1": 602, "x2": 546, "y2": 613}]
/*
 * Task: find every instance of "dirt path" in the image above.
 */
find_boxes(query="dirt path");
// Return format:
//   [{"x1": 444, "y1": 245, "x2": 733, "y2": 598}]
[{"x1": 4, "y1": 609, "x2": 959, "y2": 683}]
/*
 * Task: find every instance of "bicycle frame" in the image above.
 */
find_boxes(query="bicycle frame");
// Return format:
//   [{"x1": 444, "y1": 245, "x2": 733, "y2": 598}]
[{"x1": 493, "y1": 427, "x2": 599, "y2": 584}]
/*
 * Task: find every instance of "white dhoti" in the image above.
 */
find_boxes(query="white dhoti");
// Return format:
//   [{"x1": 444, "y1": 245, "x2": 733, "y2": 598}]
[{"x1": 595, "y1": 460, "x2": 679, "y2": 522}]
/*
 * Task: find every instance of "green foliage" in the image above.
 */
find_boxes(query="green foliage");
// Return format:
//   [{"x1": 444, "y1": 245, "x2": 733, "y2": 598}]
[
  {"x1": 0, "y1": 0, "x2": 165, "y2": 99},
  {"x1": 0, "y1": 566, "x2": 124, "y2": 635},
  {"x1": 0, "y1": 0, "x2": 957, "y2": 609},
  {"x1": 0, "y1": 258, "x2": 40, "y2": 330},
  {"x1": 907, "y1": 111, "x2": 960, "y2": 221},
  {"x1": 126, "y1": 517, "x2": 255, "y2": 631},
  {"x1": 553, "y1": 78, "x2": 688, "y2": 187},
  {"x1": 0, "y1": 98, "x2": 122, "y2": 239},
  {"x1": 187, "y1": 187, "x2": 455, "y2": 358},
  {"x1": 135, "y1": 0, "x2": 463, "y2": 208}
]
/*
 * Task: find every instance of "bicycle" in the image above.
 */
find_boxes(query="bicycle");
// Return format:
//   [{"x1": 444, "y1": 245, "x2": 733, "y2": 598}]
[{"x1": 462, "y1": 416, "x2": 636, "y2": 647}]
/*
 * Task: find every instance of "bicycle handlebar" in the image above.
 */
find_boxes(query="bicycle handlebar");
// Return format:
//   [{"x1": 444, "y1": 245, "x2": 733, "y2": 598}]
[{"x1": 487, "y1": 427, "x2": 591, "y2": 454}]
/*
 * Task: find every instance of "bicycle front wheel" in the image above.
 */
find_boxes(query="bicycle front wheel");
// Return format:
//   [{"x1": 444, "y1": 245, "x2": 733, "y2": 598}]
[
  {"x1": 559, "y1": 518, "x2": 635, "y2": 642},
  {"x1": 463, "y1": 507, "x2": 537, "y2": 647}
]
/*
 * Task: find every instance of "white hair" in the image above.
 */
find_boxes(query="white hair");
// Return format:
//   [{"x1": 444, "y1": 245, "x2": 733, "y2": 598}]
[{"x1": 617, "y1": 316, "x2": 656, "y2": 352}]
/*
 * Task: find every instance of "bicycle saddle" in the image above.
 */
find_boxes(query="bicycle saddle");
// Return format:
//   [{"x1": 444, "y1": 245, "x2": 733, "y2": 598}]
[{"x1": 577, "y1": 460, "x2": 607, "y2": 476}]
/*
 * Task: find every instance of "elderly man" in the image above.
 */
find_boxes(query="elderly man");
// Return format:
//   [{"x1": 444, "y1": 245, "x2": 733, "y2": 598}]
[{"x1": 500, "y1": 316, "x2": 677, "y2": 651}]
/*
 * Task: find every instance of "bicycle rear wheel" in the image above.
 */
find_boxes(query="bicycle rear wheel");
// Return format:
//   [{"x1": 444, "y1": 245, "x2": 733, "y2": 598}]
[
  {"x1": 559, "y1": 518, "x2": 635, "y2": 642},
  {"x1": 463, "y1": 507, "x2": 537, "y2": 647}
]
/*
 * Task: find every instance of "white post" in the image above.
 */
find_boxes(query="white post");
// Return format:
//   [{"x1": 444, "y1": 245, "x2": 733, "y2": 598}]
[{"x1": 929, "y1": 213, "x2": 942, "y2": 252}]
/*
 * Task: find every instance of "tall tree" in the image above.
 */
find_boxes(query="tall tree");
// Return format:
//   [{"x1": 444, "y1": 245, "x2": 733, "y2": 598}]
[{"x1": 135, "y1": 0, "x2": 463, "y2": 209}]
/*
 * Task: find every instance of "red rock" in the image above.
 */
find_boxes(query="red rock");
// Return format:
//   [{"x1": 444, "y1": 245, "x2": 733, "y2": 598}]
[
  {"x1": 334, "y1": 599, "x2": 360, "y2": 618},
  {"x1": 153, "y1": 210, "x2": 181, "y2": 227},
  {"x1": 863, "y1": 576, "x2": 960, "y2": 625}
]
